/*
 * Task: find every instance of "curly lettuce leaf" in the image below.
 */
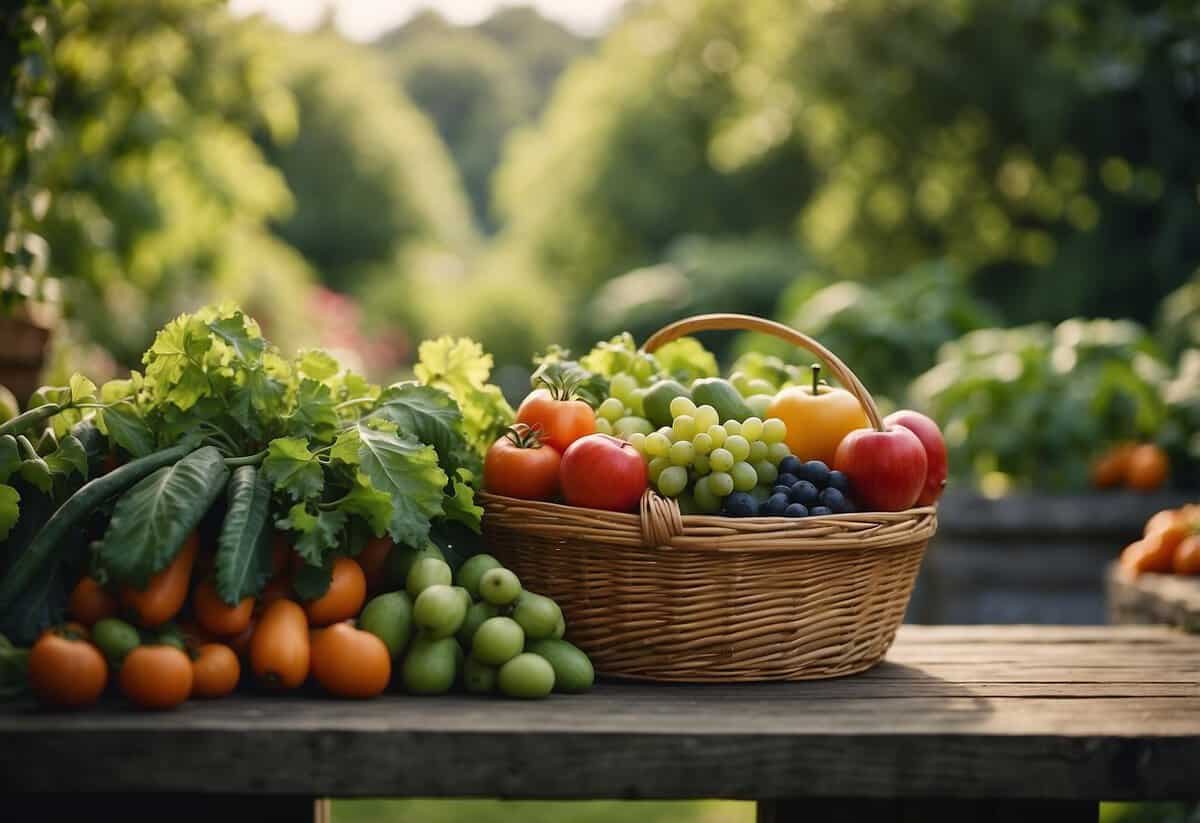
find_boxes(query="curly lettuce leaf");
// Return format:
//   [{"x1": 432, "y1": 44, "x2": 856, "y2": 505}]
[
  {"x1": 654, "y1": 337, "x2": 719, "y2": 384},
  {"x1": 262, "y1": 437, "x2": 324, "y2": 502},
  {"x1": 415, "y1": 337, "x2": 513, "y2": 455}
]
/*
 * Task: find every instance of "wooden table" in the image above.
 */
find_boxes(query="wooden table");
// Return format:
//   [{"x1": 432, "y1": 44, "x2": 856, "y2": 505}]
[{"x1": 2, "y1": 626, "x2": 1198, "y2": 822}]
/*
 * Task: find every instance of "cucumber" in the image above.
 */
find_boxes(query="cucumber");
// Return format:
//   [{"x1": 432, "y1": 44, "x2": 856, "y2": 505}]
[
  {"x1": 642, "y1": 380, "x2": 691, "y2": 428},
  {"x1": 691, "y1": 378, "x2": 753, "y2": 424}
]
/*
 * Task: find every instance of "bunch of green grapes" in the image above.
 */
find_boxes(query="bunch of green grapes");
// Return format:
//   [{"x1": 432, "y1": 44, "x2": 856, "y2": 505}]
[
  {"x1": 593, "y1": 372, "x2": 655, "y2": 439},
  {"x1": 628, "y1": 397, "x2": 791, "y2": 513}
]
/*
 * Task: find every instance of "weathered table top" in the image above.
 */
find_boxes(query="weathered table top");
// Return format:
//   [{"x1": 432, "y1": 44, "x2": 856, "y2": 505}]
[{"x1": 2, "y1": 625, "x2": 1198, "y2": 801}]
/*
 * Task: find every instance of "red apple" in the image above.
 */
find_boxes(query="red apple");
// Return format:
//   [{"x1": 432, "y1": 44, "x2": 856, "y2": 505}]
[
  {"x1": 833, "y1": 426, "x2": 928, "y2": 512},
  {"x1": 884, "y1": 410, "x2": 948, "y2": 505},
  {"x1": 560, "y1": 434, "x2": 648, "y2": 512}
]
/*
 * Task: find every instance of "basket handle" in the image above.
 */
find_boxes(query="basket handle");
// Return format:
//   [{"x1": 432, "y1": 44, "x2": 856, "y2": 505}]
[{"x1": 642, "y1": 313, "x2": 884, "y2": 431}]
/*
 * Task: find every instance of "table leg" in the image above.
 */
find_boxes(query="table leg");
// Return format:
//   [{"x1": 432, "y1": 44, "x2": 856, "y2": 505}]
[
  {"x1": 758, "y1": 798, "x2": 1097, "y2": 823},
  {"x1": 7, "y1": 793, "x2": 325, "y2": 822}
]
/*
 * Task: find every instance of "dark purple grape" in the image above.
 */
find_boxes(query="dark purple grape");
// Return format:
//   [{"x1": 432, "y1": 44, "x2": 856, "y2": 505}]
[
  {"x1": 796, "y1": 460, "x2": 831, "y2": 488},
  {"x1": 789, "y1": 480, "x2": 819, "y2": 506},
  {"x1": 777, "y1": 472, "x2": 800, "y2": 488},
  {"x1": 784, "y1": 503, "x2": 809, "y2": 518},
  {"x1": 761, "y1": 493, "x2": 790, "y2": 516},
  {"x1": 778, "y1": 456, "x2": 803, "y2": 477},
  {"x1": 724, "y1": 491, "x2": 758, "y2": 517},
  {"x1": 809, "y1": 505, "x2": 833, "y2": 517},
  {"x1": 772, "y1": 485, "x2": 792, "y2": 497},
  {"x1": 818, "y1": 487, "x2": 850, "y2": 513},
  {"x1": 827, "y1": 470, "x2": 852, "y2": 494}
]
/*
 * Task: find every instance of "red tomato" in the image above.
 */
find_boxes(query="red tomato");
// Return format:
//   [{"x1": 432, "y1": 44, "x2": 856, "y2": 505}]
[
  {"x1": 560, "y1": 434, "x2": 647, "y2": 512},
  {"x1": 516, "y1": 388, "x2": 595, "y2": 453},
  {"x1": 484, "y1": 425, "x2": 562, "y2": 500}
]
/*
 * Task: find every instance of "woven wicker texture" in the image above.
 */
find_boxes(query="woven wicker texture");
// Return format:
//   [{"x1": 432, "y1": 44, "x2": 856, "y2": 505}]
[{"x1": 482, "y1": 313, "x2": 938, "y2": 682}]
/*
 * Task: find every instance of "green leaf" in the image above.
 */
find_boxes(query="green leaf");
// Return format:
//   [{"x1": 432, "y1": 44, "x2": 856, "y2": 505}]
[
  {"x1": 0, "y1": 485, "x2": 19, "y2": 541},
  {"x1": 44, "y1": 435, "x2": 88, "y2": 480},
  {"x1": 298, "y1": 350, "x2": 340, "y2": 382},
  {"x1": 262, "y1": 437, "x2": 324, "y2": 501},
  {"x1": 276, "y1": 502, "x2": 345, "y2": 565},
  {"x1": 415, "y1": 337, "x2": 514, "y2": 456},
  {"x1": 0, "y1": 437, "x2": 19, "y2": 483},
  {"x1": 69, "y1": 374, "x2": 98, "y2": 404},
  {"x1": 336, "y1": 474, "x2": 392, "y2": 538},
  {"x1": 288, "y1": 379, "x2": 339, "y2": 441},
  {"x1": 96, "y1": 447, "x2": 230, "y2": 587},
  {"x1": 654, "y1": 337, "x2": 719, "y2": 384},
  {"x1": 442, "y1": 470, "x2": 483, "y2": 534},
  {"x1": 372, "y1": 383, "x2": 474, "y2": 473},
  {"x1": 100, "y1": 403, "x2": 156, "y2": 458},
  {"x1": 215, "y1": 466, "x2": 274, "y2": 606},
  {"x1": 208, "y1": 313, "x2": 266, "y2": 362},
  {"x1": 355, "y1": 425, "x2": 447, "y2": 546},
  {"x1": 292, "y1": 556, "x2": 333, "y2": 601},
  {"x1": 18, "y1": 459, "x2": 51, "y2": 493}
]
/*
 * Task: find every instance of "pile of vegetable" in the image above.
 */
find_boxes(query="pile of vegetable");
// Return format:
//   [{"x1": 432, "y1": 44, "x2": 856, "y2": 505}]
[
  {"x1": 1119, "y1": 504, "x2": 1200, "y2": 577},
  {"x1": 0, "y1": 304, "x2": 592, "y2": 706},
  {"x1": 483, "y1": 333, "x2": 948, "y2": 517}
]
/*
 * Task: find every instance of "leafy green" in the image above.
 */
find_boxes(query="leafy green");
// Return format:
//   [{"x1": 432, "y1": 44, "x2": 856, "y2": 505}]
[
  {"x1": 653, "y1": 337, "x2": 719, "y2": 384},
  {"x1": 292, "y1": 556, "x2": 333, "y2": 601},
  {"x1": 215, "y1": 466, "x2": 274, "y2": 606},
  {"x1": 442, "y1": 470, "x2": 483, "y2": 533},
  {"x1": 277, "y1": 503, "x2": 346, "y2": 566},
  {"x1": 345, "y1": 424, "x2": 446, "y2": 547},
  {"x1": 0, "y1": 486, "x2": 18, "y2": 542},
  {"x1": 43, "y1": 435, "x2": 88, "y2": 480},
  {"x1": 371, "y1": 382, "x2": 476, "y2": 475},
  {"x1": 0, "y1": 437, "x2": 19, "y2": 482},
  {"x1": 415, "y1": 337, "x2": 514, "y2": 456},
  {"x1": 96, "y1": 447, "x2": 230, "y2": 587},
  {"x1": 99, "y1": 403, "x2": 156, "y2": 458},
  {"x1": 262, "y1": 437, "x2": 325, "y2": 502}
]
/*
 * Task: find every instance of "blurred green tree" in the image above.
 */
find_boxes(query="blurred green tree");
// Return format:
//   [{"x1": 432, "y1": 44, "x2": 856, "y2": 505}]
[
  {"x1": 261, "y1": 23, "x2": 476, "y2": 295},
  {"x1": 375, "y1": 8, "x2": 591, "y2": 230},
  {"x1": 29, "y1": 0, "x2": 317, "y2": 364}
]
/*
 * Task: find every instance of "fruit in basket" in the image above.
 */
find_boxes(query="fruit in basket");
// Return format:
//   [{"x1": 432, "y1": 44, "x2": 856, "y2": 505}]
[
  {"x1": 834, "y1": 426, "x2": 928, "y2": 512},
  {"x1": 723, "y1": 491, "x2": 758, "y2": 517},
  {"x1": 120, "y1": 645, "x2": 193, "y2": 710},
  {"x1": 884, "y1": 410, "x2": 948, "y2": 505},
  {"x1": 1175, "y1": 535, "x2": 1200, "y2": 575},
  {"x1": 643, "y1": 379, "x2": 692, "y2": 428},
  {"x1": 304, "y1": 557, "x2": 366, "y2": 627},
  {"x1": 691, "y1": 378, "x2": 753, "y2": 425},
  {"x1": 484, "y1": 424, "x2": 561, "y2": 500},
  {"x1": 311, "y1": 622, "x2": 391, "y2": 699},
  {"x1": 413, "y1": 584, "x2": 468, "y2": 639},
  {"x1": 1119, "y1": 529, "x2": 1177, "y2": 575},
  {"x1": 560, "y1": 433, "x2": 647, "y2": 512},
  {"x1": 251, "y1": 599, "x2": 310, "y2": 689},
  {"x1": 359, "y1": 591, "x2": 413, "y2": 658},
  {"x1": 28, "y1": 627, "x2": 108, "y2": 708},
  {"x1": 516, "y1": 384, "x2": 595, "y2": 453},
  {"x1": 478, "y1": 567, "x2": 522, "y2": 606},
  {"x1": 767, "y1": 365, "x2": 869, "y2": 466},
  {"x1": 1125, "y1": 444, "x2": 1169, "y2": 491},
  {"x1": 190, "y1": 643, "x2": 240, "y2": 699},
  {"x1": 526, "y1": 639, "x2": 594, "y2": 693},
  {"x1": 498, "y1": 652, "x2": 556, "y2": 699}
]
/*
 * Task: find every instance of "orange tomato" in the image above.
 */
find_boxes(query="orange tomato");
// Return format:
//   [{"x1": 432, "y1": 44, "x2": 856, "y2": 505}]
[
  {"x1": 303, "y1": 557, "x2": 366, "y2": 627},
  {"x1": 1174, "y1": 535, "x2": 1200, "y2": 575},
  {"x1": 358, "y1": 536, "x2": 394, "y2": 594},
  {"x1": 251, "y1": 599, "x2": 310, "y2": 689},
  {"x1": 68, "y1": 577, "x2": 118, "y2": 626},
  {"x1": 515, "y1": 388, "x2": 596, "y2": 453},
  {"x1": 1119, "y1": 531, "x2": 1176, "y2": 575},
  {"x1": 191, "y1": 643, "x2": 241, "y2": 698},
  {"x1": 121, "y1": 532, "x2": 199, "y2": 627},
  {"x1": 766, "y1": 368, "x2": 869, "y2": 465},
  {"x1": 1145, "y1": 508, "x2": 1182, "y2": 537},
  {"x1": 1091, "y1": 443, "x2": 1135, "y2": 489},
  {"x1": 28, "y1": 629, "x2": 108, "y2": 709},
  {"x1": 119, "y1": 645, "x2": 193, "y2": 710},
  {"x1": 310, "y1": 622, "x2": 391, "y2": 699},
  {"x1": 483, "y1": 425, "x2": 561, "y2": 500},
  {"x1": 1126, "y1": 444, "x2": 1169, "y2": 491},
  {"x1": 193, "y1": 578, "x2": 254, "y2": 637}
]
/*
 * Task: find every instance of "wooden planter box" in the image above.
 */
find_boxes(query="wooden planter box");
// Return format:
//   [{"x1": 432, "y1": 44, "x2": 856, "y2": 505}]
[
  {"x1": 1107, "y1": 563, "x2": 1200, "y2": 632},
  {"x1": 907, "y1": 490, "x2": 1195, "y2": 625},
  {"x1": 0, "y1": 308, "x2": 53, "y2": 405}
]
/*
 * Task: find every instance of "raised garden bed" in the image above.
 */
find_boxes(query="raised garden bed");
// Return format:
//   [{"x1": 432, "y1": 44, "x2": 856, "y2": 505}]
[{"x1": 1107, "y1": 563, "x2": 1200, "y2": 633}]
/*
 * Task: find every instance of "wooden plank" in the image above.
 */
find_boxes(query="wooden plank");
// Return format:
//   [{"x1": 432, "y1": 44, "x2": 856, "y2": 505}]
[
  {"x1": 3, "y1": 794, "x2": 323, "y2": 823},
  {"x1": 0, "y1": 626, "x2": 1196, "y2": 801},
  {"x1": 1108, "y1": 563, "x2": 1200, "y2": 633},
  {"x1": 759, "y1": 798, "x2": 1097, "y2": 823}
]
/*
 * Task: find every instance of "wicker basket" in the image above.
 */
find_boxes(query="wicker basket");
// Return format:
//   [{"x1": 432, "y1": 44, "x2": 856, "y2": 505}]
[{"x1": 481, "y1": 313, "x2": 937, "y2": 682}]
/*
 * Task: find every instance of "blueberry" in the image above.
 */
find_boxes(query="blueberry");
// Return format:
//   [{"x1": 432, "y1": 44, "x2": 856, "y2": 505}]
[
  {"x1": 796, "y1": 460, "x2": 831, "y2": 487},
  {"x1": 789, "y1": 480, "x2": 819, "y2": 506},
  {"x1": 819, "y1": 487, "x2": 849, "y2": 513},
  {"x1": 827, "y1": 470, "x2": 851, "y2": 494},
  {"x1": 778, "y1": 456, "x2": 803, "y2": 477},
  {"x1": 771, "y1": 485, "x2": 792, "y2": 497},
  {"x1": 784, "y1": 503, "x2": 809, "y2": 518},
  {"x1": 761, "y1": 492, "x2": 790, "y2": 516},
  {"x1": 724, "y1": 491, "x2": 758, "y2": 517},
  {"x1": 777, "y1": 472, "x2": 800, "y2": 488},
  {"x1": 809, "y1": 505, "x2": 833, "y2": 517}
]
